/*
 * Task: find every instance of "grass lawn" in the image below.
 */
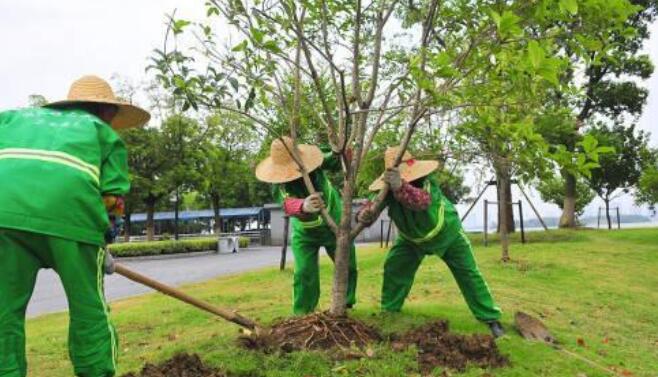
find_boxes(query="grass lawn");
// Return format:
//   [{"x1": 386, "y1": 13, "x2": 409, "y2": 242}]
[{"x1": 26, "y1": 228, "x2": 658, "y2": 376}]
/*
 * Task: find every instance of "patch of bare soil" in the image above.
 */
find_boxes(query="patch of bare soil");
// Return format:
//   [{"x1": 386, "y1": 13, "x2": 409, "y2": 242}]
[
  {"x1": 392, "y1": 321, "x2": 509, "y2": 374},
  {"x1": 121, "y1": 353, "x2": 227, "y2": 377},
  {"x1": 238, "y1": 311, "x2": 382, "y2": 352},
  {"x1": 514, "y1": 311, "x2": 557, "y2": 344}
]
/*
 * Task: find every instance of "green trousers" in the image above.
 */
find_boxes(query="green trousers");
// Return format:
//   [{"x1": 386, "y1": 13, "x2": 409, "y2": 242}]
[
  {"x1": 291, "y1": 230, "x2": 357, "y2": 314},
  {"x1": 0, "y1": 228, "x2": 117, "y2": 377},
  {"x1": 382, "y1": 229, "x2": 501, "y2": 321}
]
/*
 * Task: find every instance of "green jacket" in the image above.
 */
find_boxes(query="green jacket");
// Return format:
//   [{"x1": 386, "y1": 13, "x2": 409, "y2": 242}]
[
  {"x1": 0, "y1": 107, "x2": 130, "y2": 245},
  {"x1": 386, "y1": 175, "x2": 462, "y2": 253},
  {"x1": 273, "y1": 151, "x2": 342, "y2": 235}
]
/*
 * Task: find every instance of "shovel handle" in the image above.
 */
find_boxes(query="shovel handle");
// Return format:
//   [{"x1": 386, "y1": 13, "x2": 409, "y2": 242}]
[{"x1": 113, "y1": 263, "x2": 258, "y2": 330}]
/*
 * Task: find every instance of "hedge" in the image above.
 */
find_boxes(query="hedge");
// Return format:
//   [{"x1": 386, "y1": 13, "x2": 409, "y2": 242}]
[
  {"x1": 109, "y1": 238, "x2": 217, "y2": 257},
  {"x1": 109, "y1": 236, "x2": 251, "y2": 257}
]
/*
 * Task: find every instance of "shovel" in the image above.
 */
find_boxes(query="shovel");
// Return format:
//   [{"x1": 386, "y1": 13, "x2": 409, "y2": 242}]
[{"x1": 112, "y1": 262, "x2": 260, "y2": 331}]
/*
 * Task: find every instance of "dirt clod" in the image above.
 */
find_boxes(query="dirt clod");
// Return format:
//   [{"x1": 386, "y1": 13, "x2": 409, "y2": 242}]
[
  {"x1": 238, "y1": 312, "x2": 382, "y2": 352},
  {"x1": 397, "y1": 321, "x2": 509, "y2": 374},
  {"x1": 121, "y1": 353, "x2": 227, "y2": 377}
]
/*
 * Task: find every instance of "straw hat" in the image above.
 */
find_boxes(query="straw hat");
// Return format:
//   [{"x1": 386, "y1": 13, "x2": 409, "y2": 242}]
[
  {"x1": 255, "y1": 136, "x2": 324, "y2": 183},
  {"x1": 369, "y1": 146, "x2": 439, "y2": 191},
  {"x1": 46, "y1": 75, "x2": 150, "y2": 129}
]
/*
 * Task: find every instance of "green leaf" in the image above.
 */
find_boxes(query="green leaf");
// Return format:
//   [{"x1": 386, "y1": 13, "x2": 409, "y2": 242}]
[
  {"x1": 559, "y1": 0, "x2": 578, "y2": 15},
  {"x1": 228, "y1": 77, "x2": 239, "y2": 92},
  {"x1": 528, "y1": 40, "x2": 544, "y2": 68},
  {"x1": 596, "y1": 146, "x2": 615, "y2": 154},
  {"x1": 580, "y1": 134, "x2": 598, "y2": 153},
  {"x1": 232, "y1": 40, "x2": 248, "y2": 52},
  {"x1": 490, "y1": 10, "x2": 501, "y2": 29},
  {"x1": 250, "y1": 27, "x2": 265, "y2": 44},
  {"x1": 173, "y1": 19, "x2": 191, "y2": 35},
  {"x1": 263, "y1": 40, "x2": 282, "y2": 54},
  {"x1": 498, "y1": 11, "x2": 522, "y2": 37}
]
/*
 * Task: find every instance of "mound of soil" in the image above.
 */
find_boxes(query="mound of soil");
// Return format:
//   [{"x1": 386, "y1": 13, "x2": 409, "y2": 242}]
[
  {"x1": 121, "y1": 353, "x2": 227, "y2": 377},
  {"x1": 239, "y1": 312, "x2": 382, "y2": 352},
  {"x1": 394, "y1": 321, "x2": 509, "y2": 373}
]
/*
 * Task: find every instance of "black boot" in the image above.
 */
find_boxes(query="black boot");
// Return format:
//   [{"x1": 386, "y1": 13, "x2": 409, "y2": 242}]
[{"x1": 487, "y1": 321, "x2": 505, "y2": 338}]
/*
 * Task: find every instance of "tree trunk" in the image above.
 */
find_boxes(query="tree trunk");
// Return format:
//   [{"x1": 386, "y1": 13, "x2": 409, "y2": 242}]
[
  {"x1": 146, "y1": 198, "x2": 156, "y2": 241},
  {"x1": 174, "y1": 188, "x2": 180, "y2": 240},
  {"x1": 494, "y1": 158, "x2": 511, "y2": 262},
  {"x1": 559, "y1": 171, "x2": 578, "y2": 228},
  {"x1": 605, "y1": 196, "x2": 612, "y2": 230},
  {"x1": 330, "y1": 181, "x2": 355, "y2": 316},
  {"x1": 212, "y1": 193, "x2": 221, "y2": 234},
  {"x1": 496, "y1": 174, "x2": 515, "y2": 233},
  {"x1": 123, "y1": 211, "x2": 132, "y2": 242}
]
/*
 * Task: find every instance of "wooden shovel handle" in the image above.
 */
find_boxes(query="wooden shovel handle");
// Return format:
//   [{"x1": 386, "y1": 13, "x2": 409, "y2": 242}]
[{"x1": 113, "y1": 263, "x2": 258, "y2": 330}]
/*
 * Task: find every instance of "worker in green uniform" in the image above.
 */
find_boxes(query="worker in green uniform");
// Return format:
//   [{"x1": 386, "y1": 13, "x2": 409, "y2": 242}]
[
  {"x1": 255, "y1": 136, "x2": 357, "y2": 314},
  {"x1": 0, "y1": 75, "x2": 150, "y2": 377},
  {"x1": 358, "y1": 146, "x2": 504, "y2": 337}
]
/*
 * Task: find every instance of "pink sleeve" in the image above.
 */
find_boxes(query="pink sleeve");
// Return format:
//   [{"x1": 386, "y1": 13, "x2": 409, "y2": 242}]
[
  {"x1": 393, "y1": 181, "x2": 431, "y2": 211},
  {"x1": 283, "y1": 197, "x2": 306, "y2": 217},
  {"x1": 356, "y1": 200, "x2": 373, "y2": 218}
]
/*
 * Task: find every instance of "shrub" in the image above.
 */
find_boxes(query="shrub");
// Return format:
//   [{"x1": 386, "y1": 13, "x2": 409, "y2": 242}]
[
  {"x1": 109, "y1": 238, "x2": 217, "y2": 258},
  {"x1": 238, "y1": 236, "x2": 250, "y2": 249}
]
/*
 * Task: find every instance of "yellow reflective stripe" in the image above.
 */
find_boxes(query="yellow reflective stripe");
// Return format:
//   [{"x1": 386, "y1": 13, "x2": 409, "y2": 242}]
[
  {"x1": 298, "y1": 216, "x2": 324, "y2": 228},
  {"x1": 399, "y1": 200, "x2": 446, "y2": 244},
  {"x1": 97, "y1": 248, "x2": 118, "y2": 370},
  {"x1": 0, "y1": 148, "x2": 99, "y2": 184}
]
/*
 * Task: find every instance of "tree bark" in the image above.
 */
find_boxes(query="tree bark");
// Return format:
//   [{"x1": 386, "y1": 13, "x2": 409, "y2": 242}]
[
  {"x1": 496, "y1": 174, "x2": 515, "y2": 233},
  {"x1": 212, "y1": 193, "x2": 221, "y2": 234},
  {"x1": 173, "y1": 188, "x2": 180, "y2": 240},
  {"x1": 559, "y1": 170, "x2": 578, "y2": 228},
  {"x1": 123, "y1": 211, "x2": 132, "y2": 242},
  {"x1": 605, "y1": 195, "x2": 612, "y2": 230},
  {"x1": 494, "y1": 158, "x2": 511, "y2": 262},
  {"x1": 146, "y1": 198, "x2": 156, "y2": 241},
  {"x1": 330, "y1": 179, "x2": 355, "y2": 316}
]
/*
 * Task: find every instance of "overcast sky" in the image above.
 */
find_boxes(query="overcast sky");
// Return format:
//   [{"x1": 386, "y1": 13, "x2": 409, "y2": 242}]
[{"x1": 0, "y1": 1, "x2": 656, "y2": 224}]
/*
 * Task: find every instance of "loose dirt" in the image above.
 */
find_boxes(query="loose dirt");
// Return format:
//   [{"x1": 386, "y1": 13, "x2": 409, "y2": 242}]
[
  {"x1": 238, "y1": 311, "x2": 382, "y2": 352},
  {"x1": 393, "y1": 320, "x2": 509, "y2": 373},
  {"x1": 121, "y1": 353, "x2": 227, "y2": 377}
]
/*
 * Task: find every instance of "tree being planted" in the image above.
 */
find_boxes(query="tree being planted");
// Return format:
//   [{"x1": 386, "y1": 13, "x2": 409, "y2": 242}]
[{"x1": 151, "y1": 0, "x2": 632, "y2": 316}]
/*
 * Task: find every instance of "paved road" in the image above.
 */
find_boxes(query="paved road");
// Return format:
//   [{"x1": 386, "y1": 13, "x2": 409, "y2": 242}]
[{"x1": 27, "y1": 246, "x2": 291, "y2": 317}]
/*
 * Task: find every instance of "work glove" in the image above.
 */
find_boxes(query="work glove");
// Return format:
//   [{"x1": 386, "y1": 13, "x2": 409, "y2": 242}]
[
  {"x1": 302, "y1": 193, "x2": 324, "y2": 214},
  {"x1": 384, "y1": 167, "x2": 402, "y2": 191},
  {"x1": 103, "y1": 250, "x2": 115, "y2": 275},
  {"x1": 357, "y1": 207, "x2": 377, "y2": 225}
]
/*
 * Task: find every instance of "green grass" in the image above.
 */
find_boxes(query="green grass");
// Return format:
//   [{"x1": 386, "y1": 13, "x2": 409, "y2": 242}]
[{"x1": 26, "y1": 228, "x2": 658, "y2": 376}]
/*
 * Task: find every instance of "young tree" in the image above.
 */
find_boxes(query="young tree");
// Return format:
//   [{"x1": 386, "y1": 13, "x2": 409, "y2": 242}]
[
  {"x1": 585, "y1": 124, "x2": 654, "y2": 229},
  {"x1": 152, "y1": 0, "x2": 622, "y2": 313}
]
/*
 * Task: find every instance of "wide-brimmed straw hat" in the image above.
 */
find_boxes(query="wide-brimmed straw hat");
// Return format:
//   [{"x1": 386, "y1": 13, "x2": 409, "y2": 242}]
[
  {"x1": 369, "y1": 146, "x2": 439, "y2": 191},
  {"x1": 255, "y1": 136, "x2": 324, "y2": 184},
  {"x1": 45, "y1": 75, "x2": 150, "y2": 129}
]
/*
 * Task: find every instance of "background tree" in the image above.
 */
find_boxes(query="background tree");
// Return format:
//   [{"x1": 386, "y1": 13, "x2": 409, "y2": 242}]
[
  {"x1": 536, "y1": 175, "x2": 595, "y2": 221},
  {"x1": 585, "y1": 123, "x2": 654, "y2": 229},
  {"x1": 197, "y1": 111, "x2": 264, "y2": 233},
  {"x1": 27, "y1": 94, "x2": 48, "y2": 107},
  {"x1": 120, "y1": 127, "x2": 171, "y2": 241},
  {"x1": 636, "y1": 158, "x2": 658, "y2": 213},
  {"x1": 159, "y1": 114, "x2": 205, "y2": 239},
  {"x1": 550, "y1": 0, "x2": 656, "y2": 228}
]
